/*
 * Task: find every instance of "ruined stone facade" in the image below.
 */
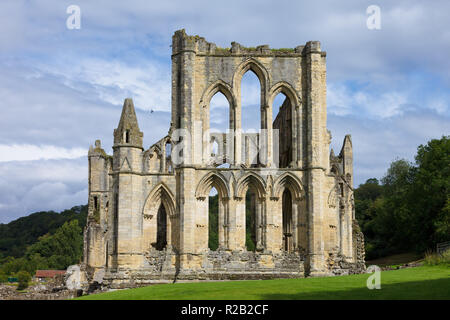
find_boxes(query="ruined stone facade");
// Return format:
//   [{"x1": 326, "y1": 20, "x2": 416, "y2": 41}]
[{"x1": 83, "y1": 30, "x2": 365, "y2": 288}]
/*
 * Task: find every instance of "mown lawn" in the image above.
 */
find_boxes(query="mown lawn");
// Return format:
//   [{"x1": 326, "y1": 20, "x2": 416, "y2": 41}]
[{"x1": 77, "y1": 265, "x2": 449, "y2": 300}]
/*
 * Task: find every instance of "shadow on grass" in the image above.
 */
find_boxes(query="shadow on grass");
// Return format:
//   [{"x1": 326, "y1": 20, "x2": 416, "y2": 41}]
[{"x1": 259, "y1": 278, "x2": 450, "y2": 300}]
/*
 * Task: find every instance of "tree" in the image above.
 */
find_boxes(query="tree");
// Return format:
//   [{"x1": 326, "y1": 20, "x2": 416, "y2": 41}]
[
  {"x1": 410, "y1": 136, "x2": 450, "y2": 251},
  {"x1": 16, "y1": 271, "x2": 31, "y2": 290},
  {"x1": 355, "y1": 136, "x2": 450, "y2": 259},
  {"x1": 0, "y1": 272, "x2": 8, "y2": 283},
  {"x1": 25, "y1": 220, "x2": 83, "y2": 270},
  {"x1": 0, "y1": 205, "x2": 87, "y2": 259}
]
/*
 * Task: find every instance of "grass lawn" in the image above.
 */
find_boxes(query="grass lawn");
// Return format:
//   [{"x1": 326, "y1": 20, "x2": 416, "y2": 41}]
[{"x1": 77, "y1": 265, "x2": 450, "y2": 300}]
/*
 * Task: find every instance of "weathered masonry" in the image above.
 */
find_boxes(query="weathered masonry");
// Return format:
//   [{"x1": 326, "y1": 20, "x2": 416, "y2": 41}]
[{"x1": 83, "y1": 30, "x2": 365, "y2": 288}]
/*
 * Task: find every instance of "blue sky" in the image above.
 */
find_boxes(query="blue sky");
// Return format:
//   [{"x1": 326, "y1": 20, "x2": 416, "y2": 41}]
[{"x1": 0, "y1": 0, "x2": 449, "y2": 223}]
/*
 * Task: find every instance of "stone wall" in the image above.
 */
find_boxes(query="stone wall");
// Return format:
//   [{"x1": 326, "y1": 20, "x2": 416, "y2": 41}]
[{"x1": 83, "y1": 30, "x2": 365, "y2": 287}]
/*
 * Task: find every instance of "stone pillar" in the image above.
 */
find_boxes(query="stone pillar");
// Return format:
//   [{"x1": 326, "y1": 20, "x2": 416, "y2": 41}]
[
  {"x1": 177, "y1": 167, "x2": 197, "y2": 268},
  {"x1": 161, "y1": 143, "x2": 166, "y2": 173},
  {"x1": 234, "y1": 86, "x2": 242, "y2": 166},
  {"x1": 235, "y1": 197, "x2": 246, "y2": 250},
  {"x1": 265, "y1": 197, "x2": 282, "y2": 253},
  {"x1": 218, "y1": 197, "x2": 224, "y2": 248},
  {"x1": 304, "y1": 41, "x2": 328, "y2": 276},
  {"x1": 292, "y1": 201, "x2": 299, "y2": 250},
  {"x1": 166, "y1": 215, "x2": 172, "y2": 248},
  {"x1": 115, "y1": 172, "x2": 144, "y2": 269},
  {"x1": 339, "y1": 206, "x2": 344, "y2": 255},
  {"x1": 222, "y1": 197, "x2": 230, "y2": 249},
  {"x1": 264, "y1": 102, "x2": 273, "y2": 167},
  {"x1": 291, "y1": 106, "x2": 298, "y2": 166},
  {"x1": 226, "y1": 197, "x2": 237, "y2": 250}
]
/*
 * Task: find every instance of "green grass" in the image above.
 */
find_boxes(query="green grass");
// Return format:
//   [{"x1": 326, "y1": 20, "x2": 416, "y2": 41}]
[{"x1": 77, "y1": 266, "x2": 449, "y2": 300}]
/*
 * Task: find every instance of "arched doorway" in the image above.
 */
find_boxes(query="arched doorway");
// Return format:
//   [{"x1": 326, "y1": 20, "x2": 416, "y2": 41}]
[{"x1": 155, "y1": 203, "x2": 167, "y2": 250}]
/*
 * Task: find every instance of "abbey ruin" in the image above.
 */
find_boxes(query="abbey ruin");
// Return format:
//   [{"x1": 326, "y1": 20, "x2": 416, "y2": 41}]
[{"x1": 83, "y1": 30, "x2": 365, "y2": 288}]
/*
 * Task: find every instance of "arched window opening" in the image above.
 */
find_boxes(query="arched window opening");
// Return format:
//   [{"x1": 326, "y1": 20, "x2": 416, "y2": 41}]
[
  {"x1": 272, "y1": 92, "x2": 293, "y2": 168},
  {"x1": 272, "y1": 93, "x2": 286, "y2": 121},
  {"x1": 331, "y1": 166, "x2": 338, "y2": 175},
  {"x1": 155, "y1": 204, "x2": 167, "y2": 251},
  {"x1": 241, "y1": 70, "x2": 261, "y2": 132},
  {"x1": 124, "y1": 129, "x2": 130, "y2": 143},
  {"x1": 165, "y1": 141, "x2": 172, "y2": 157},
  {"x1": 210, "y1": 91, "x2": 229, "y2": 133},
  {"x1": 93, "y1": 196, "x2": 99, "y2": 211},
  {"x1": 282, "y1": 189, "x2": 293, "y2": 252},
  {"x1": 245, "y1": 188, "x2": 258, "y2": 251},
  {"x1": 165, "y1": 141, "x2": 172, "y2": 173},
  {"x1": 208, "y1": 187, "x2": 219, "y2": 251}
]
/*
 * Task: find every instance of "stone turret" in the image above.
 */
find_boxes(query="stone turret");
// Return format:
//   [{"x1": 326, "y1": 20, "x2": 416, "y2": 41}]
[
  {"x1": 84, "y1": 139, "x2": 111, "y2": 271},
  {"x1": 113, "y1": 98, "x2": 144, "y2": 173},
  {"x1": 111, "y1": 98, "x2": 145, "y2": 269},
  {"x1": 113, "y1": 98, "x2": 143, "y2": 149},
  {"x1": 339, "y1": 135, "x2": 353, "y2": 188}
]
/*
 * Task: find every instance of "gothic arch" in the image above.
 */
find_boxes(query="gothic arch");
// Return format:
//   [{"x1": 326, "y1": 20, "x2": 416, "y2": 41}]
[
  {"x1": 268, "y1": 81, "x2": 301, "y2": 109},
  {"x1": 147, "y1": 144, "x2": 162, "y2": 157},
  {"x1": 195, "y1": 171, "x2": 231, "y2": 200},
  {"x1": 272, "y1": 172, "x2": 304, "y2": 201},
  {"x1": 233, "y1": 59, "x2": 270, "y2": 130},
  {"x1": 142, "y1": 182, "x2": 176, "y2": 218},
  {"x1": 232, "y1": 58, "x2": 270, "y2": 91},
  {"x1": 327, "y1": 184, "x2": 338, "y2": 209},
  {"x1": 200, "y1": 80, "x2": 236, "y2": 111},
  {"x1": 235, "y1": 172, "x2": 266, "y2": 199}
]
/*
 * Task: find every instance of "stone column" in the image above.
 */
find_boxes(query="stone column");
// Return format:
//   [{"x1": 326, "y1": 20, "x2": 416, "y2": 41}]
[
  {"x1": 304, "y1": 41, "x2": 327, "y2": 276},
  {"x1": 166, "y1": 215, "x2": 172, "y2": 248},
  {"x1": 218, "y1": 197, "x2": 224, "y2": 248},
  {"x1": 161, "y1": 143, "x2": 166, "y2": 173},
  {"x1": 339, "y1": 205, "x2": 344, "y2": 255},
  {"x1": 177, "y1": 167, "x2": 197, "y2": 269},
  {"x1": 292, "y1": 200, "x2": 299, "y2": 250},
  {"x1": 291, "y1": 106, "x2": 298, "y2": 166},
  {"x1": 264, "y1": 103, "x2": 273, "y2": 167},
  {"x1": 234, "y1": 87, "x2": 242, "y2": 166}
]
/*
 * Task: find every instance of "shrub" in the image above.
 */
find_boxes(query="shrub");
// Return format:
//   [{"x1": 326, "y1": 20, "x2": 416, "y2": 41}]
[
  {"x1": 16, "y1": 271, "x2": 31, "y2": 290},
  {"x1": 424, "y1": 249, "x2": 450, "y2": 266},
  {"x1": 440, "y1": 249, "x2": 450, "y2": 265},
  {"x1": 0, "y1": 272, "x2": 8, "y2": 283}
]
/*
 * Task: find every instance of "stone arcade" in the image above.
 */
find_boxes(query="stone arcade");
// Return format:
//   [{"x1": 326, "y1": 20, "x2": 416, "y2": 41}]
[{"x1": 83, "y1": 30, "x2": 365, "y2": 288}]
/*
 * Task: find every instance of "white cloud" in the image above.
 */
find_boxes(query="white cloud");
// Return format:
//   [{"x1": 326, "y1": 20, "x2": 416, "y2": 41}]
[
  {"x1": 0, "y1": 144, "x2": 86, "y2": 162},
  {"x1": 0, "y1": 158, "x2": 88, "y2": 223},
  {"x1": 37, "y1": 58, "x2": 171, "y2": 112},
  {"x1": 0, "y1": 0, "x2": 449, "y2": 223},
  {"x1": 328, "y1": 108, "x2": 450, "y2": 186}
]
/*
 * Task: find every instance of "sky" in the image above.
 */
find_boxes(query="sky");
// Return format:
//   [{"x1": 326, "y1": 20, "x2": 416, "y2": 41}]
[{"x1": 0, "y1": 0, "x2": 449, "y2": 223}]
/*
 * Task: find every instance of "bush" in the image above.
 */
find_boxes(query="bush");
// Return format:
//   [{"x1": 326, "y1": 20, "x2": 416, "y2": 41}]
[
  {"x1": 424, "y1": 249, "x2": 450, "y2": 266},
  {"x1": 16, "y1": 271, "x2": 31, "y2": 290},
  {"x1": 0, "y1": 272, "x2": 8, "y2": 283},
  {"x1": 440, "y1": 249, "x2": 450, "y2": 265}
]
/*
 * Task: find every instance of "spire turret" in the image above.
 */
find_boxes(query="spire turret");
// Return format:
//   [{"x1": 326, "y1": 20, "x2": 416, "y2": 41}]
[{"x1": 113, "y1": 98, "x2": 143, "y2": 148}]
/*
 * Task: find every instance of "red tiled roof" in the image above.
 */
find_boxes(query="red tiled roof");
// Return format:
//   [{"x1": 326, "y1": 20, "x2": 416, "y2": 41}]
[{"x1": 35, "y1": 270, "x2": 66, "y2": 278}]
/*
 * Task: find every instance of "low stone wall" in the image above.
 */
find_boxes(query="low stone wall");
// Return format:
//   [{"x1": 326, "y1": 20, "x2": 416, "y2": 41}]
[
  {"x1": 102, "y1": 248, "x2": 306, "y2": 288},
  {"x1": 100, "y1": 245, "x2": 367, "y2": 288}
]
